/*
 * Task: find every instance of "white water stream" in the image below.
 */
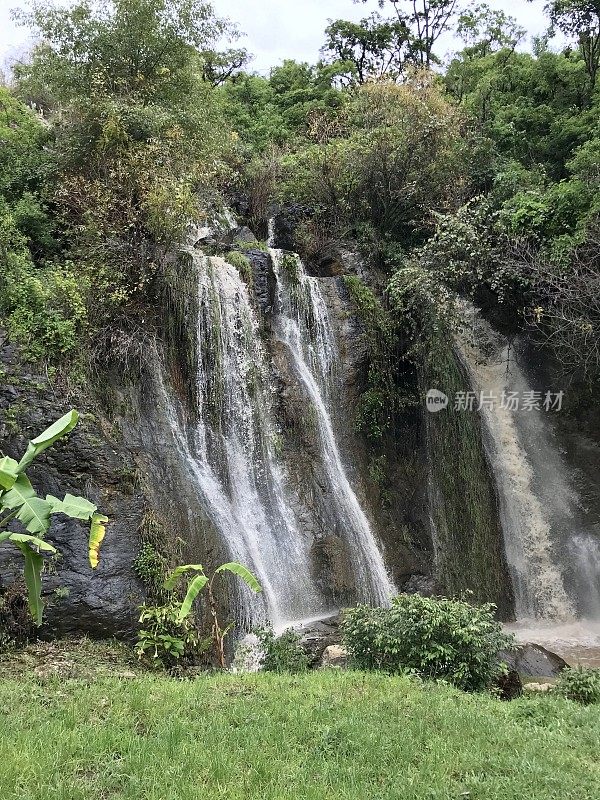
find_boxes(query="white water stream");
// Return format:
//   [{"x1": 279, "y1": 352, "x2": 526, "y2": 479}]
[
  {"x1": 457, "y1": 305, "x2": 600, "y2": 660},
  {"x1": 158, "y1": 235, "x2": 393, "y2": 630},
  {"x1": 269, "y1": 246, "x2": 396, "y2": 606}
]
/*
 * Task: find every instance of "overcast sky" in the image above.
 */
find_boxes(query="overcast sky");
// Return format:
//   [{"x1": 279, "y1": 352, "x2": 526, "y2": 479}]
[{"x1": 1, "y1": 0, "x2": 554, "y2": 77}]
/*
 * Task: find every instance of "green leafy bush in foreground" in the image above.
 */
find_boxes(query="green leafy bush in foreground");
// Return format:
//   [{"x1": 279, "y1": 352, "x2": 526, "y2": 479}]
[
  {"x1": 342, "y1": 594, "x2": 514, "y2": 692},
  {"x1": 142, "y1": 562, "x2": 262, "y2": 669},
  {"x1": 256, "y1": 626, "x2": 309, "y2": 673},
  {"x1": 136, "y1": 600, "x2": 208, "y2": 666},
  {"x1": 556, "y1": 666, "x2": 600, "y2": 705}
]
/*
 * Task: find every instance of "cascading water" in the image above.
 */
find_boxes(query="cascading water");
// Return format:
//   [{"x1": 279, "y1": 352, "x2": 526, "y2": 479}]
[
  {"x1": 161, "y1": 252, "x2": 329, "y2": 630},
  {"x1": 268, "y1": 242, "x2": 396, "y2": 606},
  {"x1": 157, "y1": 233, "x2": 394, "y2": 631},
  {"x1": 456, "y1": 304, "x2": 600, "y2": 630}
]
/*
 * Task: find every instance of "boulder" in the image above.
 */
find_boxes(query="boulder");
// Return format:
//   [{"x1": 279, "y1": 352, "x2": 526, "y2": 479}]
[
  {"x1": 298, "y1": 616, "x2": 341, "y2": 667},
  {"x1": 523, "y1": 682, "x2": 554, "y2": 693},
  {"x1": 402, "y1": 574, "x2": 439, "y2": 597},
  {"x1": 232, "y1": 226, "x2": 257, "y2": 246},
  {"x1": 499, "y1": 643, "x2": 569, "y2": 678},
  {"x1": 321, "y1": 645, "x2": 349, "y2": 669}
]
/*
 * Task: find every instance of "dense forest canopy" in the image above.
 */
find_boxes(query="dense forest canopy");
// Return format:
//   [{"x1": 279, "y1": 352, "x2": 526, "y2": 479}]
[{"x1": 0, "y1": 0, "x2": 599, "y2": 387}]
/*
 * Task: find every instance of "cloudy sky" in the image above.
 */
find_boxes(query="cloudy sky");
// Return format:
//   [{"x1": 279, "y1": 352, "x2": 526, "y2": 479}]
[{"x1": 1, "y1": 0, "x2": 554, "y2": 76}]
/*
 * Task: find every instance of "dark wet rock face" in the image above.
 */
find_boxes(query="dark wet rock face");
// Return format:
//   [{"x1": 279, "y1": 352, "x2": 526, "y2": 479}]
[
  {"x1": 271, "y1": 205, "x2": 311, "y2": 252},
  {"x1": 0, "y1": 336, "x2": 144, "y2": 639},
  {"x1": 0, "y1": 233, "x2": 494, "y2": 643},
  {"x1": 314, "y1": 275, "x2": 432, "y2": 591},
  {"x1": 246, "y1": 249, "x2": 277, "y2": 318}
]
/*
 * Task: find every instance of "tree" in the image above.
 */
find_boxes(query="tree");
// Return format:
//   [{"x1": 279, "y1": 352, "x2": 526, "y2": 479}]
[
  {"x1": 0, "y1": 411, "x2": 107, "y2": 625},
  {"x1": 279, "y1": 77, "x2": 467, "y2": 248},
  {"x1": 457, "y1": 2, "x2": 526, "y2": 56},
  {"x1": 515, "y1": 219, "x2": 600, "y2": 381},
  {"x1": 12, "y1": 0, "x2": 228, "y2": 105},
  {"x1": 357, "y1": 0, "x2": 462, "y2": 67},
  {"x1": 543, "y1": 1, "x2": 600, "y2": 91},
  {"x1": 200, "y1": 47, "x2": 250, "y2": 87},
  {"x1": 12, "y1": 0, "x2": 237, "y2": 315},
  {"x1": 322, "y1": 13, "x2": 414, "y2": 85}
]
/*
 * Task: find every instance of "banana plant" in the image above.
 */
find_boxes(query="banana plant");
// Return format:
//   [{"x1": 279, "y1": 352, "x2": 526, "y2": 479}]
[
  {"x1": 0, "y1": 410, "x2": 108, "y2": 625},
  {"x1": 164, "y1": 562, "x2": 261, "y2": 669}
]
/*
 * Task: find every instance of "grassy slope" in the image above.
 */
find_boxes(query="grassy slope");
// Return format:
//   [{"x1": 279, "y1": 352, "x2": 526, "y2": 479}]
[{"x1": 1, "y1": 670, "x2": 599, "y2": 800}]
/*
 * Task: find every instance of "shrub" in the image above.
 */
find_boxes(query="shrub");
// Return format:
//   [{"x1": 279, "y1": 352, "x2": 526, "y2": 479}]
[
  {"x1": 341, "y1": 594, "x2": 514, "y2": 692},
  {"x1": 135, "y1": 601, "x2": 208, "y2": 667},
  {"x1": 555, "y1": 666, "x2": 600, "y2": 705},
  {"x1": 134, "y1": 542, "x2": 169, "y2": 602},
  {"x1": 256, "y1": 627, "x2": 309, "y2": 673}
]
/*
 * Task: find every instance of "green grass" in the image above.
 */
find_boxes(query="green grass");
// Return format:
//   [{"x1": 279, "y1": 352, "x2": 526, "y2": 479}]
[{"x1": 0, "y1": 670, "x2": 599, "y2": 799}]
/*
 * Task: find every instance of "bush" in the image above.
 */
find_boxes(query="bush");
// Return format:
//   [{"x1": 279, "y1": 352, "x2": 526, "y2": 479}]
[
  {"x1": 256, "y1": 627, "x2": 309, "y2": 674},
  {"x1": 136, "y1": 601, "x2": 208, "y2": 668},
  {"x1": 341, "y1": 594, "x2": 514, "y2": 692},
  {"x1": 555, "y1": 666, "x2": 600, "y2": 705}
]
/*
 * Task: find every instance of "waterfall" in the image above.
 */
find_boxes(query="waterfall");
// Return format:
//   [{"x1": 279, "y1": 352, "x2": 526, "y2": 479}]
[
  {"x1": 157, "y1": 241, "x2": 394, "y2": 630},
  {"x1": 269, "y1": 245, "x2": 396, "y2": 606},
  {"x1": 457, "y1": 304, "x2": 600, "y2": 622},
  {"x1": 161, "y1": 252, "x2": 329, "y2": 630}
]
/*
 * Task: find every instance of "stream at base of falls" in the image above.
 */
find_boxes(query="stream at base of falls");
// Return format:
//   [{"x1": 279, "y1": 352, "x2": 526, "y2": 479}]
[{"x1": 506, "y1": 621, "x2": 600, "y2": 668}]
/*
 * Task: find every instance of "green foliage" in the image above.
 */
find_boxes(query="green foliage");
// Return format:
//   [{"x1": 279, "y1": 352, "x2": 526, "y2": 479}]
[
  {"x1": 555, "y1": 665, "x2": 600, "y2": 705},
  {"x1": 322, "y1": 14, "x2": 413, "y2": 85},
  {"x1": 354, "y1": 0, "x2": 461, "y2": 68},
  {"x1": 0, "y1": 411, "x2": 107, "y2": 625},
  {"x1": 0, "y1": 256, "x2": 87, "y2": 363},
  {"x1": 1, "y1": 671, "x2": 600, "y2": 798},
  {"x1": 0, "y1": 96, "x2": 83, "y2": 363},
  {"x1": 256, "y1": 627, "x2": 309, "y2": 674},
  {"x1": 341, "y1": 594, "x2": 514, "y2": 692},
  {"x1": 237, "y1": 239, "x2": 268, "y2": 253},
  {"x1": 0, "y1": 87, "x2": 51, "y2": 203},
  {"x1": 136, "y1": 601, "x2": 207, "y2": 666},
  {"x1": 11, "y1": 0, "x2": 239, "y2": 324},
  {"x1": 544, "y1": 1, "x2": 600, "y2": 90},
  {"x1": 164, "y1": 561, "x2": 261, "y2": 667},
  {"x1": 219, "y1": 61, "x2": 343, "y2": 151},
  {"x1": 343, "y1": 275, "x2": 411, "y2": 443},
  {"x1": 457, "y1": 3, "x2": 525, "y2": 55},
  {"x1": 134, "y1": 542, "x2": 169, "y2": 600},
  {"x1": 279, "y1": 78, "x2": 467, "y2": 249},
  {"x1": 225, "y1": 251, "x2": 252, "y2": 284}
]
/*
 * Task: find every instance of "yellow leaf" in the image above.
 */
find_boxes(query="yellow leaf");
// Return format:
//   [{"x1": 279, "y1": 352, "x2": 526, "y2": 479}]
[{"x1": 89, "y1": 513, "x2": 109, "y2": 569}]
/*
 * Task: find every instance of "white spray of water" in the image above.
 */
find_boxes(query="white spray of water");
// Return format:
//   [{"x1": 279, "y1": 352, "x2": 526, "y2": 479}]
[
  {"x1": 269, "y1": 242, "x2": 395, "y2": 606},
  {"x1": 568, "y1": 535, "x2": 600, "y2": 620},
  {"x1": 456, "y1": 305, "x2": 574, "y2": 621},
  {"x1": 160, "y1": 253, "x2": 331, "y2": 630}
]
